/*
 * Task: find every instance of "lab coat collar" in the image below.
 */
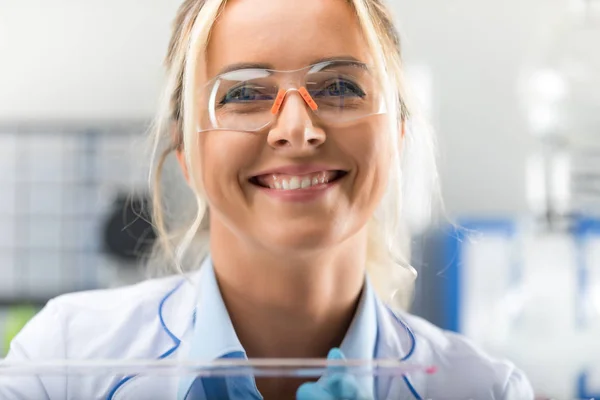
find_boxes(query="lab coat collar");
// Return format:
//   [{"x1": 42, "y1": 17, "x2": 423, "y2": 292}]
[
  {"x1": 374, "y1": 296, "x2": 410, "y2": 358},
  {"x1": 108, "y1": 265, "x2": 202, "y2": 399},
  {"x1": 374, "y1": 298, "x2": 429, "y2": 400},
  {"x1": 159, "y1": 268, "x2": 203, "y2": 345}
]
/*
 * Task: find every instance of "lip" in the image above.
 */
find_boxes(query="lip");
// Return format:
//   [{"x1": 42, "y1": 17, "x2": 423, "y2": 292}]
[{"x1": 249, "y1": 164, "x2": 347, "y2": 178}]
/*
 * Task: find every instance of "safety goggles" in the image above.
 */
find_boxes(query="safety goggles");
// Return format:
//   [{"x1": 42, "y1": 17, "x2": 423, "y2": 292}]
[{"x1": 197, "y1": 59, "x2": 387, "y2": 133}]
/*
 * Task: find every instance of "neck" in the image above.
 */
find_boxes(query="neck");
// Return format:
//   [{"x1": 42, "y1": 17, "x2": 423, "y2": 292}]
[{"x1": 208, "y1": 221, "x2": 368, "y2": 359}]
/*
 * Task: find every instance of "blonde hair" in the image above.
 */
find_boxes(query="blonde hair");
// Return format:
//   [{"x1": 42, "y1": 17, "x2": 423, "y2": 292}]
[{"x1": 147, "y1": 0, "x2": 440, "y2": 310}]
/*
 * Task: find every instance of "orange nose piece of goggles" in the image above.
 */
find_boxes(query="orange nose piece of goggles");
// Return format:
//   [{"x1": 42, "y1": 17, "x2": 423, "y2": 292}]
[{"x1": 270, "y1": 87, "x2": 319, "y2": 115}]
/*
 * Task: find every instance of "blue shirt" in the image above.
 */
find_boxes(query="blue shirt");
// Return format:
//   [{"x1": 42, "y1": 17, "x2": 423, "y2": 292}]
[{"x1": 177, "y1": 257, "x2": 378, "y2": 400}]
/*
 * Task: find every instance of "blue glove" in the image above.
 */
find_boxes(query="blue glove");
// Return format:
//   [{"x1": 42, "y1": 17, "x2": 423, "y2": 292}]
[{"x1": 296, "y1": 348, "x2": 372, "y2": 400}]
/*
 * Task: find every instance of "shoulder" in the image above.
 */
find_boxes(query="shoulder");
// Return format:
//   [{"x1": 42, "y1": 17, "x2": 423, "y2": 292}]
[
  {"x1": 50, "y1": 273, "x2": 184, "y2": 313},
  {"x1": 2, "y1": 274, "x2": 195, "y2": 399},
  {"x1": 7, "y1": 274, "x2": 191, "y2": 360},
  {"x1": 400, "y1": 312, "x2": 534, "y2": 399}
]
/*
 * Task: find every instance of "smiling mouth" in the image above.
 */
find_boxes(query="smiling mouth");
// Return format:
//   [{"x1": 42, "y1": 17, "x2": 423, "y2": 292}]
[{"x1": 249, "y1": 170, "x2": 348, "y2": 190}]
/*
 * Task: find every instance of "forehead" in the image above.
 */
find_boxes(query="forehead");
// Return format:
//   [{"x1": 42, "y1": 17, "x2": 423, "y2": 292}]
[{"x1": 205, "y1": 0, "x2": 371, "y2": 77}]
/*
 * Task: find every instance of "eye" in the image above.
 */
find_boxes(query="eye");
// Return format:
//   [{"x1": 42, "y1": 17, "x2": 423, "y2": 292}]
[
  {"x1": 219, "y1": 84, "x2": 274, "y2": 105},
  {"x1": 311, "y1": 79, "x2": 366, "y2": 98}
]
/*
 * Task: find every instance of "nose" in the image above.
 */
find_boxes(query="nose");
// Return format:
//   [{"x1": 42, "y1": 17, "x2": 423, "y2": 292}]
[{"x1": 266, "y1": 90, "x2": 326, "y2": 151}]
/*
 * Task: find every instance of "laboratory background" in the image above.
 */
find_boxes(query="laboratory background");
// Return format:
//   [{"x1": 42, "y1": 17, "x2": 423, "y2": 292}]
[{"x1": 0, "y1": 0, "x2": 599, "y2": 398}]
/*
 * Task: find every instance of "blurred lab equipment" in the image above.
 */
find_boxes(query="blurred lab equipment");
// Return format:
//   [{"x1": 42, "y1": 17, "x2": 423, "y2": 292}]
[
  {"x1": 518, "y1": 1, "x2": 600, "y2": 395},
  {"x1": 520, "y1": 0, "x2": 600, "y2": 223},
  {"x1": 413, "y1": 1, "x2": 600, "y2": 397},
  {"x1": 102, "y1": 192, "x2": 156, "y2": 263},
  {"x1": 414, "y1": 218, "x2": 600, "y2": 399},
  {"x1": 0, "y1": 123, "x2": 149, "y2": 357}
]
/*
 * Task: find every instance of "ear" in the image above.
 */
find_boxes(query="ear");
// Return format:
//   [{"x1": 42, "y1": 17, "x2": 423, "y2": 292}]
[
  {"x1": 397, "y1": 119, "x2": 405, "y2": 152},
  {"x1": 172, "y1": 122, "x2": 190, "y2": 183},
  {"x1": 176, "y1": 147, "x2": 190, "y2": 183}
]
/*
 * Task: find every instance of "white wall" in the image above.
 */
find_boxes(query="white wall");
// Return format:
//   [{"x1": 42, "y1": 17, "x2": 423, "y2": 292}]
[
  {"x1": 0, "y1": 0, "x2": 178, "y2": 121},
  {"x1": 0, "y1": 0, "x2": 570, "y2": 216},
  {"x1": 392, "y1": 0, "x2": 568, "y2": 216}
]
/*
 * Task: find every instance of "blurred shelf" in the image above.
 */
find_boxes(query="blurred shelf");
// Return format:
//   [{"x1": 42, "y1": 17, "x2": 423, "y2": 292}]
[
  {"x1": 0, "y1": 120, "x2": 150, "y2": 134},
  {"x1": 0, "y1": 123, "x2": 148, "y2": 313},
  {"x1": 0, "y1": 298, "x2": 50, "y2": 307}
]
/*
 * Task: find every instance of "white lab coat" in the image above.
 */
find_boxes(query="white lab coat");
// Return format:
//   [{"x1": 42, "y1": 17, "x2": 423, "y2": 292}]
[{"x1": 0, "y1": 268, "x2": 534, "y2": 400}]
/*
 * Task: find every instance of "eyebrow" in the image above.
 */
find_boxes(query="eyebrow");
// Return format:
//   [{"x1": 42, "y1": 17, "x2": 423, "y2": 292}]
[{"x1": 216, "y1": 55, "x2": 365, "y2": 76}]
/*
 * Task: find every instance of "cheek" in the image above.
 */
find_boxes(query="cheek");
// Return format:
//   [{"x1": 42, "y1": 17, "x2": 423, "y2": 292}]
[
  {"x1": 361, "y1": 142, "x2": 391, "y2": 207},
  {"x1": 335, "y1": 121, "x2": 394, "y2": 196},
  {"x1": 198, "y1": 132, "x2": 261, "y2": 205}
]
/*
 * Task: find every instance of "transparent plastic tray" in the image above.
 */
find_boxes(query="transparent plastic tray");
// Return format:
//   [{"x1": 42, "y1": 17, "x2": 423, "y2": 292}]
[
  {"x1": 0, "y1": 359, "x2": 438, "y2": 399},
  {"x1": 0, "y1": 358, "x2": 437, "y2": 377}
]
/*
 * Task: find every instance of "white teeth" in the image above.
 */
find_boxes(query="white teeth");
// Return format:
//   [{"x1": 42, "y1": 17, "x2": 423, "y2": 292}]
[
  {"x1": 259, "y1": 171, "x2": 341, "y2": 191},
  {"x1": 289, "y1": 176, "x2": 301, "y2": 190}
]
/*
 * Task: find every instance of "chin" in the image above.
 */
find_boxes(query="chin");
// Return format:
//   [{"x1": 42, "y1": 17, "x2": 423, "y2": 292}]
[
  {"x1": 272, "y1": 236, "x2": 335, "y2": 253},
  {"x1": 257, "y1": 220, "x2": 354, "y2": 255}
]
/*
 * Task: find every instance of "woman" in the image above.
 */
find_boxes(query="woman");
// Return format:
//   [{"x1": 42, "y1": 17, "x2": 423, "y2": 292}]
[{"x1": 0, "y1": 0, "x2": 534, "y2": 399}]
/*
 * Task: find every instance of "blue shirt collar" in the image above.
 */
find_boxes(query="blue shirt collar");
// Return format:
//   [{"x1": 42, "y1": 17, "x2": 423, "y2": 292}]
[
  {"x1": 178, "y1": 256, "x2": 378, "y2": 399},
  {"x1": 188, "y1": 257, "x2": 245, "y2": 361},
  {"x1": 341, "y1": 268, "x2": 378, "y2": 361}
]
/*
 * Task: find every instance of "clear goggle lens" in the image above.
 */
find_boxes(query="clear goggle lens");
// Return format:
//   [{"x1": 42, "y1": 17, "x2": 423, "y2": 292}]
[{"x1": 198, "y1": 60, "x2": 386, "y2": 133}]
